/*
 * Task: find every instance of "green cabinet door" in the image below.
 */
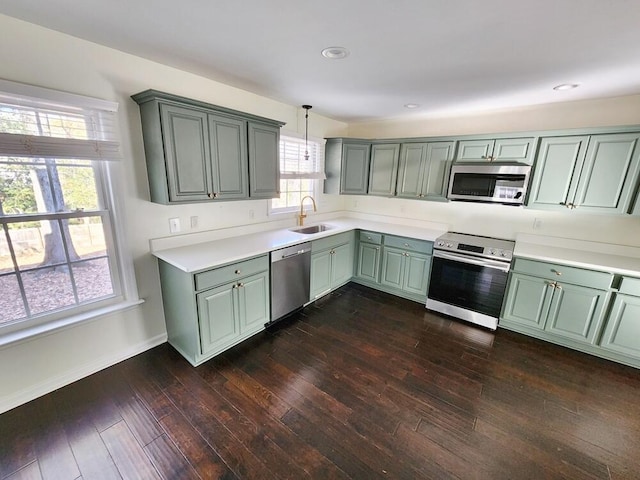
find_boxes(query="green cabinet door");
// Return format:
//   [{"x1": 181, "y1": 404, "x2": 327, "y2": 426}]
[
  {"x1": 160, "y1": 103, "x2": 213, "y2": 202},
  {"x1": 208, "y1": 113, "x2": 248, "y2": 199},
  {"x1": 310, "y1": 250, "x2": 332, "y2": 300},
  {"x1": 600, "y1": 293, "x2": 640, "y2": 359},
  {"x1": 341, "y1": 143, "x2": 371, "y2": 194},
  {"x1": 197, "y1": 283, "x2": 239, "y2": 356},
  {"x1": 501, "y1": 273, "x2": 553, "y2": 330},
  {"x1": 456, "y1": 137, "x2": 535, "y2": 164},
  {"x1": 380, "y1": 247, "x2": 405, "y2": 290},
  {"x1": 573, "y1": 133, "x2": 640, "y2": 214},
  {"x1": 248, "y1": 122, "x2": 280, "y2": 198},
  {"x1": 368, "y1": 144, "x2": 400, "y2": 196},
  {"x1": 237, "y1": 272, "x2": 270, "y2": 334},
  {"x1": 396, "y1": 143, "x2": 427, "y2": 199},
  {"x1": 397, "y1": 141, "x2": 454, "y2": 200},
  {"x1": 456, "y1": 139, "x2": 495, "y2": 162},
  {"x1": 403, "y1": 251, "x2": 431, "y2": 296},
  {"x1": 356, "y1": 242, "x2": 381, "y2": 282},
  {"x1": 545, "y1": 282, "x2": 607, "y2": 344},
  {"x1": 331, "y1": 242, "x2": 354, "y2": 287},
  {"x1": 527, "y1": 136, "x2": 589, "y2": 209}
]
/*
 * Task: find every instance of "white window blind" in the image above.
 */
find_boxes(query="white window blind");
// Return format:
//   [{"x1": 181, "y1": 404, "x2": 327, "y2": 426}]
[
  {"x1": 279, "y1": 133, "x2": 325, "y2": 179},
  {"x1": 0, "y1": 80, "x2": 121, "y2": 161}
]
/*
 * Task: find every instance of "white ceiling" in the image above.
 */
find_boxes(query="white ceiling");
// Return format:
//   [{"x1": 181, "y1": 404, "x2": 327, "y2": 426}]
[{"x1": 2, "y1": 0, "x2": 640, "y2": 122}]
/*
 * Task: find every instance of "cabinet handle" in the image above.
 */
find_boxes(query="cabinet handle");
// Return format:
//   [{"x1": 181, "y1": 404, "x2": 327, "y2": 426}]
[
  {"x1": 208, "y1": 192, "x2": 219, "y2": 199},
  {"x1": 375, "y1": 247, "x2": 380, "y2": 251},
  {"x1": 207, "y1": 192, "x2": 213, "y2": 199},
  {"x1": 404, "y1": 243, "x2": 411, "y2": 247},
  {"x1": 366, "y1": 236, "x2": 372, "y2": 240},
  {"x1": 237, "y1": 282, "x2": 244, "y2": 288},
  {"x1": 235, "y1": 269, "x2": 241, "y2": 275},
  {"x1": 545, "y1": 281, "x2": 557, "y2": 288},
  {"x1": 550, "y1": 269, "x2": 562, "y2": 276},
  {"x1": 555, "y1": 284, "x2": 563, "y2": 290}
]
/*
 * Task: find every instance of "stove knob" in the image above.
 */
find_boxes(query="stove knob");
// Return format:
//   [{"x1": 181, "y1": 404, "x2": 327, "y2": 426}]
[
  {"x1": 500, "y1": 251, "x2": 508, "y2": 257},
  {"x1": 446, "y1": 243, "x2": 453, "y2": 248},
  {"x1": 437, "y1": 241, "x2": 445, "y2": 246},
  {"x1": 488, "y1": 248, "x2": 495, "y2": 255}
]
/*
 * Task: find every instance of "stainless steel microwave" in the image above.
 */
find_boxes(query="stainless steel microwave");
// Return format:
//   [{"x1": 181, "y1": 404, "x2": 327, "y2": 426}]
[{"x1": 447, "y1": 163, "x2": 531, "y2": 205}]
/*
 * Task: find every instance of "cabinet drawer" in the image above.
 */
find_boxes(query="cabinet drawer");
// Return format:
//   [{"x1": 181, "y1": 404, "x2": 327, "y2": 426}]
[
  {"x1": 195, "y1": 255, "x2": 269, "y2": 291},
  {"x1": 620, "y1": 277, "x2": 640, "y2": 296},
  {"x1": 312, "y1": 231, "x2": 353, "y2": 252},
  {"x1": 384, "y1": 235, "x2": 433, "y2": 255},
  {"x1": 359, "y1": 230, "x2": 383, "y2": 245},
  {"x1": 512, "y1": 258, "x2": 613, "y2": 290}
]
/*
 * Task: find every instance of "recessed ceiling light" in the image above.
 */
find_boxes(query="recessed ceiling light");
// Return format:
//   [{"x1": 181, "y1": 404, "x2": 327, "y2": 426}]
[
  {"x1": 404, "y1": 103, "x2": 420, "y2": 109},
  {"x1": 553, "y1": 83, "x2": 580, "y2": 91},
  {"x1": 321, "y1": 46, "x2": 349, "y2": 59}
]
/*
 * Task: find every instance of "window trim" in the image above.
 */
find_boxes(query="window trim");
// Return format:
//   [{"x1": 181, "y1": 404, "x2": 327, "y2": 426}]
[{"x1": 0, "y1": 80, "x2": 140, "y2": 339}]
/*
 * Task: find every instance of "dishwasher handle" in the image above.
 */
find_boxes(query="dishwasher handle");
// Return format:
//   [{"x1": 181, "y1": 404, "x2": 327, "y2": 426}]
[{"x1": 271, "y1": 242, "x2": 312, "y2": 263}]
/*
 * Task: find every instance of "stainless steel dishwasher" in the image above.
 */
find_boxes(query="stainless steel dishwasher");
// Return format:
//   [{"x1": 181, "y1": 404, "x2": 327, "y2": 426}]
[{"x1": 269, "y1": 242, "x2": 312, "y2": 323}]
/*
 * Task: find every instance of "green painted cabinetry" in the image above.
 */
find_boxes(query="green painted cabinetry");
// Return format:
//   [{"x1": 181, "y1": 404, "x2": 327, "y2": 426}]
[
  {"x1": 353, "y1": 230, "x2": 433, "y2": 303},
  {"x1": 132, "y1": 90, "x2": 284, "y2": 204},
  {"x1": 396, "y1": 142, "x2": 455, "y2": 201},
  {"x1": 528, "y1": 133, "x2": 640, "y2": 214},
  {"x1": 455, "y1": 137, "x2": 536, "y2": 164},
  {"x1": 368, "y1": 144, "x2": 400, "y2": 196},
  {"x1": 501, "y1": 258, "x2": 612, "y2": 346},
  {"x1": 324, "y1": 138, "x2": 372, "y2": 195},
  {"x1": 158, "y1": 255, "x2": 270, "y2": 366},
  {"x1": 599, "y1": 277, "x2": 640, "y2": 362},
  {"x1": 310, "y1": 231, "x2": 355, "y2": 300}
]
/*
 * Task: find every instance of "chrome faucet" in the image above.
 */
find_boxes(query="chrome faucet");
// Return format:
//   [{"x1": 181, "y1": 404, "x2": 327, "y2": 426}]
[{"x1": 298, "y1": 195, "x2": 317, "y2": 226}]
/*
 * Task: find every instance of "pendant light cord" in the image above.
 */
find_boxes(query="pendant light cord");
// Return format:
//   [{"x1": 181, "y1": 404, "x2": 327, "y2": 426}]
[{"x1": 302, "y1": 105, "x2": 312, "y2": 161}]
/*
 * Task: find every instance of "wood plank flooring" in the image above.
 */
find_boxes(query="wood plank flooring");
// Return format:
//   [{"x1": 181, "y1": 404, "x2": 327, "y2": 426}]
[{"x1": 2, "y1": 283, "x2": 640, "y2": 479}]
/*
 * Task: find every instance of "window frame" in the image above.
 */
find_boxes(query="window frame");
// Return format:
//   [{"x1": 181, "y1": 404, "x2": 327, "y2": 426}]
[
  {"x1": 0, "y1": 81, "x2": 140, "y2": 345},
  {"x1": 269, "y1": 131, "x2": 325, "y2": 215}
]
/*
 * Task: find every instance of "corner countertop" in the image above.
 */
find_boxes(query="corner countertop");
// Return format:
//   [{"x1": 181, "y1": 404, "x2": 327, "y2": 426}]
[
  {"x1": 514, "y1": 233, "x2": 640, "y2": 277},
  {"x1": 152, "y1": 218, "x2": 447, "y2": 273}
]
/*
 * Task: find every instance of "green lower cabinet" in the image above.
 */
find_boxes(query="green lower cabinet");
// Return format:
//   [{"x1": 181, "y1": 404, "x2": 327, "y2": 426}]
[
  {"x1": 544, "y1": 282, "x2": 608, "y2": 344},
  {"x1": 310, "y1": 235, "x2": 355, "y2": 300},
  {"x1": 501, "y1": 273, "x2": 552, "y2": 329},
  {"x1": 380, "y1": 246, "x2": 431, "y2": 299},
  {"x1": 599, "y1": 293, "x2": 640, "y2": 359},
  {"x1": 158, "y1": 255, "x2": 269, "y2": 366},
  {"x1": 501, "y1": 272, "x2": 607, "y2": 345},
  {"x1": 355, "y1": 242, "x2": 381, "y2": 282},
  {"x1": 198, "y1": 271, "x2": 270, "y2": 356}
]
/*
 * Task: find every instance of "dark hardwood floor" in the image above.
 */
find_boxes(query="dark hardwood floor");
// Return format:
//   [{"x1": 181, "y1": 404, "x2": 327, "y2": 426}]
[{"x1": 2, "y1": 283, "x2": 640, "y2": 479}]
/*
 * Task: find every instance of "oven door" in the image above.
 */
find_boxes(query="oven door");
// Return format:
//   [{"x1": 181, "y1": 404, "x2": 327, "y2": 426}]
[{"x1": 427, "y1": 250, "x2": 510, "y2": 327}]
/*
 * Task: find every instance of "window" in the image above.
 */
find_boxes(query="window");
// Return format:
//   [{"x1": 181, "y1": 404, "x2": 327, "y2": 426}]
[
  {"x1": 270, "y1": 132, "x2": 325, "y2": 214},
  {"x1": 0, "y1": 80, "x2": 136, "y2": 336}
]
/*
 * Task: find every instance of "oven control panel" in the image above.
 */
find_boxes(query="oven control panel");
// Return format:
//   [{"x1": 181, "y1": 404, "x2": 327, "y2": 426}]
[{"x1": 435, "y1": 233, "x2": 514, "y2": 261}]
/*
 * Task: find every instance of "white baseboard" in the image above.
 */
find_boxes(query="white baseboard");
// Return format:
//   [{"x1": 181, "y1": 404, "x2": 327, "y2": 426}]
[{"x1": 0, "y1": 333, "x2": 167, "y2": 415}]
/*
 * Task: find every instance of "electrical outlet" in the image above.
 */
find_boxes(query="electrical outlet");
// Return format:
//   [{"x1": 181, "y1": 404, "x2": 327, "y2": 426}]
[
  {"x1": 169, "y1": 217, "x2": 181, "y2": 233},
  {"x1": 533, "y1": 218, "x2": 542, "y2": 230},
  {"x1": 248, "y1": 209, "x2": 255, "y2": 219},
  {"x1": 190, "y1": 216, "x2": 198, "y2": 229}
]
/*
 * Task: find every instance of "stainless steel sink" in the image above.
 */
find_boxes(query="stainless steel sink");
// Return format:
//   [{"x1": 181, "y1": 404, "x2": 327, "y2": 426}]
[{"x1": 289, "y1": 224, "x2": 332, "y2": 234}]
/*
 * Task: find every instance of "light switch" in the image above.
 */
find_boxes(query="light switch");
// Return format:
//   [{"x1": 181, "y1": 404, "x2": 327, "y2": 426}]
[{"x1": 169, "y1": 217, "x2": 181, "y2": 233}]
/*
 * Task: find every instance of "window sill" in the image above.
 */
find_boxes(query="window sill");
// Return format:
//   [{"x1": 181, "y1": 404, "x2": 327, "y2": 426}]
[{"x1": 0, "y1": 299, "x2": 145, "y2": 349}]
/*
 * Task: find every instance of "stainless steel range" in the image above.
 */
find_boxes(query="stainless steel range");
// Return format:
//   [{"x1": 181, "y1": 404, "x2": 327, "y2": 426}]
[{"x1": 426, "y1": 232, "x2": 515, "y2": 330}]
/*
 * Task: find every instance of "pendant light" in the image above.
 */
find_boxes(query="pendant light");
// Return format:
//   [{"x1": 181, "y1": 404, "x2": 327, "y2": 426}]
[{"x1": 302, "y1": 104, "x2": 312, "y2": 161}]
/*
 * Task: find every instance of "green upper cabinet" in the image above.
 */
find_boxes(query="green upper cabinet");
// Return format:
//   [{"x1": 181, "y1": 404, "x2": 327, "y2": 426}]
[
  {"x1": 248, "y1": 121, "x2": 280, "y2": 198},
  {"x1": 455, "y1": 137, "x2": 536, "y2": 164},
  {"x1": 208, "y1": 113, "x2": 248, "y2": 200},
  {"x1": 368, "y1": 144, "x2": 400, "y2": 196},
  {"x1": 396, "y1": 141, "x2": 455, "y2": 201},
  {"x1": 132, "y1": 90, "x2": 284, "y2": 204},
  {"x1": 159, "y1": 104, "x2": 213, "y2": 202},
  {"x1": 528, "y1": 132, "x2": 640, "y2": 214},
  {"x1": 324, "y1": 139, "x2": 371, "y2": 195}
]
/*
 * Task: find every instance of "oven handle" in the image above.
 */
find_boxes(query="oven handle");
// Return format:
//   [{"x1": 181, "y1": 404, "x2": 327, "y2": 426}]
[{"x1": 433, "y1": 250, "x2": 511, "y2": 272}]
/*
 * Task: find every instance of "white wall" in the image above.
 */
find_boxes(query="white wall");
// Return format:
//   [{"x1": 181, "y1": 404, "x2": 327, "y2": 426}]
[
  {"x1": 346, "y1": 95, "x2": 640, "y2": 247},
  {"x1": 0, "y1": 14, "x2": 347, "y2": 413}
]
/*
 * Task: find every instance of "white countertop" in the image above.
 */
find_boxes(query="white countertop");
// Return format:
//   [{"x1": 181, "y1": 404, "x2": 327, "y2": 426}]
[
  {"x1": 153, "y1": 217, "x2": 446, "y2": 273},
  {"x1": 514, "y1": 233, "x2": 640, "y2": 277}
]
